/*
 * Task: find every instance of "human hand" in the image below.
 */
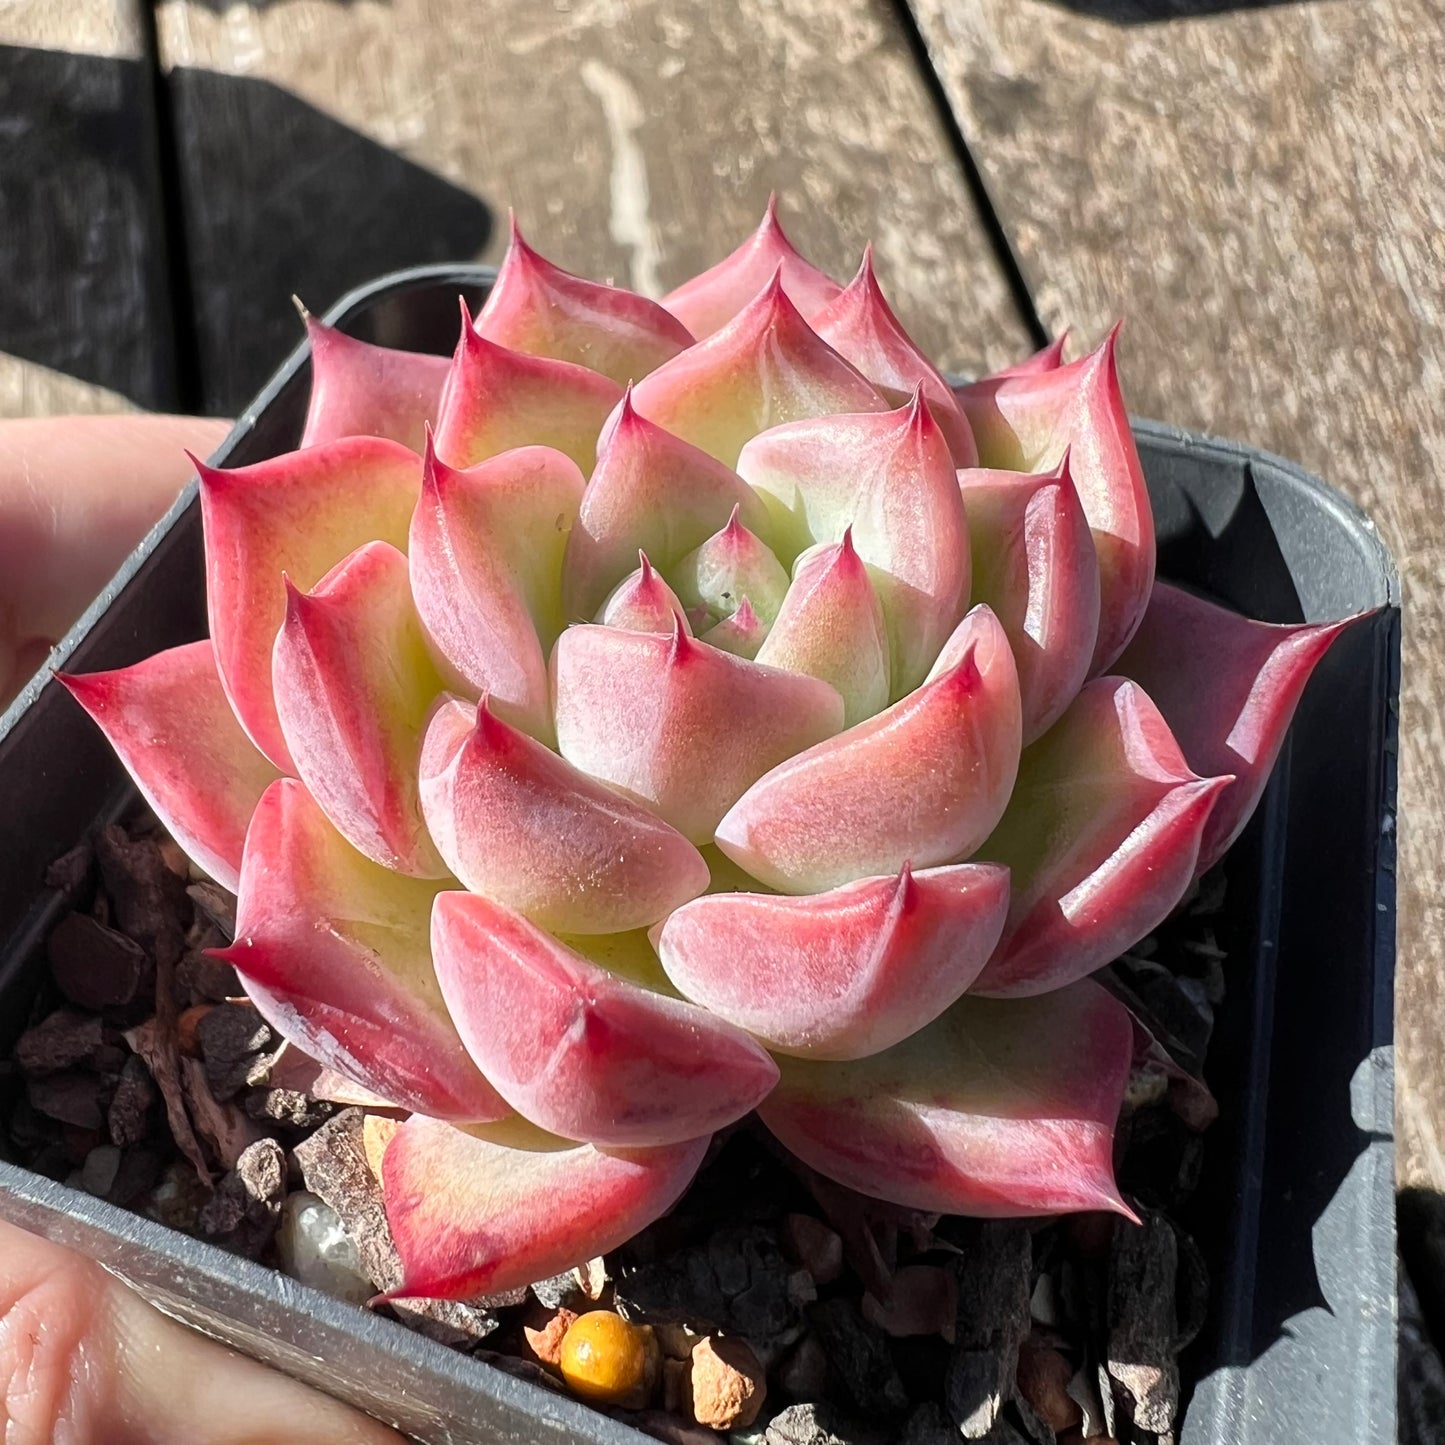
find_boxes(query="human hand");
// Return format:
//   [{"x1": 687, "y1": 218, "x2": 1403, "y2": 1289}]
[{"x1": 0, "y1": 414, "x2": 405, "y2": 1443}]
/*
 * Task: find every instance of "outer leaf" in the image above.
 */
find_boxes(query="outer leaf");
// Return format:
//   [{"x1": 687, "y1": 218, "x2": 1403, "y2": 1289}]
[
  {"x1": 957, "y1": 455, "x2": 1100, "y2": 743},
  {"x1": 628, "y1": 271, "x2": 885, "y2": 468},
  {"x1": 382, "y1": 1115, "x2": 708, "y2": 1301},
  {"x1": 755, "y1": 531, "x2": 890, "y2": 727},
  {"x1": 660, "y1": 195, "x2": 841, "y2": 339},
  {"x1": 430, "y1": 892, "x2": 779, "y2": 1147},
  {"x1": 553, "y1": 620, "x2": 844, "y2": 844},
  {"x1": 1116, "y1": 581, "x2": 1361, "y2": 874},
  {"x1": 716, "y1": 605, "x2": 1021, "y2": 894},
  {"x1": 419, "y1": 696, "x2": 709, "y2": 934},
  {"x1": 196, "y1": 436, "x2": 421, "y2": 772},
  {"x1": 758, "y1": 982, "x2": 1134, "y2": 1217},
  {"x1": 299, "y1": 314, "x2": 450, "y2": 452},
  {"x1": 59, "y1": 640, "x2": 280, "y2": 893},
  {"x1": 273, "y1": 542, "x2": 445, "y2": 877},
  {"x1": 562, "y1": 388, "x2": 774, "y2": 621},
  {"x1": 409, "y1": 441, "x2": 584, "y2": 744},
  {"x1": 670, "y1": 507, "x2": 790, "y2": 627},
  {"x1": 598, "y1": 553, "x2": 692, "y2": 633},
  {"x1": 737, "y1": 393, "x2": 969, "y2": 696},
  {"x1": 433, "y1": 300, "x2": 623, "y2": 473},
  {"x1": 973, "y1": 677, "x2": 1231, "y2": 997},
  {"x1": 216, "y1": 780, "x2": 508, "y2": 1122},
  {"x1": 811, "y1": 248, "x2": 977, "y2": 465},
  {"x1": 476, "y1": 215, "x2": 694, "y2": 385},
  {"x1": 657, "y1": 862, "x2": 1010, "y2": 1060},
  {"x1": 955, "y1": 328, "x2": 1153, "y2": 673}
]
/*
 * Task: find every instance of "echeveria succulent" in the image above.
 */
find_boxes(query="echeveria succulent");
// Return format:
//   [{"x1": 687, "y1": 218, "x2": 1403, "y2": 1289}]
[{"x1": 64, "y1": 202, "x2": 1358, "y2": 1303}]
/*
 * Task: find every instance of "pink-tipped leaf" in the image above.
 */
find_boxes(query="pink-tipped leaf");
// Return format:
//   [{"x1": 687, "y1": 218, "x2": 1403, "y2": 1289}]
[
  {"x1": 716, "y1": 605, "x2": 1021, "y2": 893},
  {"x1": 475, "y1": 215, "x2": 694, "y2": 384},
  {"x1": 562, "y1": 388, "x2": 774, "y2": 621},
  {"x1": 300, "y1": 313, "x2": 450, "y2": 452},
  {"x1": 419, "y1": 696, "x2": 709, "y2": 934},
  {"x1": 628, "y1": 271, "x2": 885, "y2": 468},
  {"x1": 758, "y1": 981, "x2": 1134, "y2": 1217},
  {"x1": 755, "y1": 531, "x2": 890, "y2": 727},
  {"x1": 59, "y1": 640, "x2": 280, "y2": 893},
  {"x1": 811, "y1": 248, "x2": 977, "y2": 465},
  {"x1": 701, "y1": 599, "x2": 767, "y2": 659},
  {"x1": 433, "y1": 301, "x2": 623, "y2": 473},
  {"x1": 957, "y1": 455, "x2": 1101, "y2": 743},
  {"x1": 273, "y1": 542, "x2": 445, "y2": 877},
  {"x1": 737, "y1": 393, "x2": 969, "y2": 696},
  {"x1": 671, "y1": 506, "x2": 790, "y2": 627},
  {"x1": 553, "y1": 620, "x2": 845, "y2": 844},
  {"x1": 409, "y1": 441, "x2": 584, "y2": 744},
  {"x1": 217, "y1": 780, "x2": 509, "y2": 1122},
  {"x1": 1116, "y1": 581, "x2": 1362, "y2": 874},
  {"x1": 973, "y1": 677, "x2": 1231, "y2": 997},
  {"x1": 657, "y1": 862, "x2": 1010, "y2": 1060},
  {"x1": 598, "y1": 553, "x2": 692, "y2": 633},
  {"x1": 660, "y1": 196, "x2": 842, "y2": 338},
  {"x1": 382, "y1": 1115, "x2": 708, "y2": 1301},
  {"x1": 196, "y1": 436, "x2": 422, "y2": 772},
  {"x1": 956, "y1": 327, "x2": 1153, "y2": 673},
  {"x1": 430, "y1": 891, "x2": 779, "y2": 1146}
]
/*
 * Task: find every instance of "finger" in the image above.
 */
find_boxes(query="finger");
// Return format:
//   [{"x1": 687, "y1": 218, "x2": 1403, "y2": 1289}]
[
  {"x1": 0, "y1": 1217, "x2": 404, "y2": 1445},
  {"x1": 0, "y1": 414, "x2": 230, "y2": 703}
]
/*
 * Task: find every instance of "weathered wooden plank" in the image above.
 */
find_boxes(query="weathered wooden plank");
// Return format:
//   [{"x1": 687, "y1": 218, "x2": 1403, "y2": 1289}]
[
  {"x1": 153, "y1": 0, "x2": 1033, "y2": 415},
  {"x1": 0, "y1": 6, "x2": 178, "y2": 417},
  {"x1": 909, "y1": 0, "x2": 1445, "y2": 1189}
]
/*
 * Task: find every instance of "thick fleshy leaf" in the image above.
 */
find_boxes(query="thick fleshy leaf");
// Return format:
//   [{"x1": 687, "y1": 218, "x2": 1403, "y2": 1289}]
[
  {"x1": 716, "y1": 605, "x2": 1021, "y2": 893},
  {"x1": 957, "y1": 456, "x2": 1100, "y2": 743},
  {"x1": 811, "y1": 249, "x2": 976, "y2": 465},
  {"x1": 382, "y1": 1115, "x2": 708, "y2": 1301},
  {"x1": 562, "y1": 389, "x2": 774, "y2": 621},
  {"x1": 657, "y1": 862, "x2": 1010, "y2": 1060},
  {"x1": 1116, "y1": 582, "x2": 1361, "y2": 874},
  {"x1": 670, "y1": 507, "x2": 790, "y2": 627},
  {"x1": 660, "y1": 196, "x2": 842, "y2": 339},
  {"x1": 973, "y1": 677, "x2": 1231, "y2": 997},
  {"x1": 628, "y1": 272, "x2": 885, "y2": 469},
  {"x1": 701, "y1": 599, "x2": 767, "y2": 659},
  {"x1": 273, "y1": 542, "x2": 445, "y2": 877},
  {"x1": 554, "y1": 620, "x2": 845, "y2": 844},
  {"x1": 961, "y1": 333, "x2": 1069, "y2": 386},
  {"x1": 197, "y1": 436, "x2": 422, "y2": 772},
  {"x1": 433, "y1": 301, "x2": 623, "y2": 473},
  {"x1": 955, "y1": 328, "x2": 1152, "y2": 673},
  {"x1": 598, "y1": 553, "x2": 691, "y2": 633},
  {"x1": 299, "y1": 314, "x2": 450, "y2": 452},
  {"x1": 476, "y1": 216, "x2": 694, "y2": 385},
  {"x1": 737, "y1": 393, "x2": 968, "y2": 695},
  {"x1": 758, "y1": 982, "x2": 1134, "y2": 1217},
  {"x1": 409, "y1": 441, "x2": 584, "y2": 744},
  {"x1": 216, "y1": 780, "x2": 508, "y2": 1122},
  {"x1": 755, "y1": 532, "x2": 890, "y2": 727},
  {"x1": 419, "y1": 696, "x2": 709, "y2": 933},
  {"x1": 59, "y1": 640, "x2": 280, "y2": 893},
  {"x1": 430, "y1": 892, "x2": 779, "y2": 1146}
]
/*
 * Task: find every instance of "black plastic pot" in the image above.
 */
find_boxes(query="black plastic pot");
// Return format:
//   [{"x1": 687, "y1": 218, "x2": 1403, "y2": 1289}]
[{"x1": 0, "y1": 266, "x2": 1399, "y2": 1444}]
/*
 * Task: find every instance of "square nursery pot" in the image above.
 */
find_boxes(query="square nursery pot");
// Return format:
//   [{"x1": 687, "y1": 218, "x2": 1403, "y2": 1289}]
[{"x1": 0, "y1": 266, "x2": 1400, "y2": 1445}]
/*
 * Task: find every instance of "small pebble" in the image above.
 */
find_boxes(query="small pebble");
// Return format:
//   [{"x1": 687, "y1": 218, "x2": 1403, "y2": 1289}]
[
  {"x1": 275, "y1": 1190, "x2": 374, "y2": 1305},
  {"x1": 689, "y1": 1335, "x2": 766, "y2": 1431},
  {"x1": 861, "y1": 1264, "x2": 957, "y2": 1341},
  {"x1": 560, "y1": 1310, "x2": 659, "y2": 1408},
  {"x1": 16, "y1": 1009, "x2": 105, "y2": 1076},
  {"x1": 776, "y1": 1333, "x2": 829, "y2": 1401},
  {"x1": 782, "y1": 1213, "x2": 843, "y2": 1285},
  {"x1": 524, "y1": 1307, "x2": 578, "y2": 1368},
  {"x1": 361, "y1": 1113, "x2": 400, "y2": 1181},
  {"x1": 1016, "y1": 1342, "x2": 1082, "y2": 1432},
  {"x1": 79, "y1": 1144, "x2": 122, "y2": 1199}
]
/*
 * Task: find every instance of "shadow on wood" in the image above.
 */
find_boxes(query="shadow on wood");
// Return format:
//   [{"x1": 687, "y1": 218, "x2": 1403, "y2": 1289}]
[
  {"x1": 0, "y1": 45, "x2": 179, "y2": 410},
  {"x1": 1040, "y1": 0, "x2": 1322, "y2": 19},
  {"x1": 164, "y1": 68, "x2": 492, "y2": 415}
]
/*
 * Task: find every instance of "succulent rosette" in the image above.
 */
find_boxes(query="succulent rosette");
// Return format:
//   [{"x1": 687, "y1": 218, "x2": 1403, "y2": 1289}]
[{"x1": 64, "y1": 202, "x2": 1359, "y2": 1304}]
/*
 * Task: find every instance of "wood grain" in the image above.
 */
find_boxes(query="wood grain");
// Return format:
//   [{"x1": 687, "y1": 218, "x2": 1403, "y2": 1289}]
[
  {"x1": 0, "y1": 5, "x2": 177, "y2": 417},
  {"x1": 910, "y1": 0, "x2": 1445, "y2": 1189},
  {"x1": 152, "y1": 0, "x2": 1033, "y2": 414}
]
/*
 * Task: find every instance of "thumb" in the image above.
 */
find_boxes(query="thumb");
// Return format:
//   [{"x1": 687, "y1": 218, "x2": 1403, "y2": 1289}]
[{"x1": 0, "y1": 1216, "x2": 404, "y2": 1445}]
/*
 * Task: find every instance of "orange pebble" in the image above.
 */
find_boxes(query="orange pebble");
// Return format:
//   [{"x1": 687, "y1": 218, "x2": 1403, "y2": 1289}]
[
  {"x1": 176, "y1": 1004, "x2": 212, "y2": 1057},
  {"x1": 559, "y1": 1310, "x2": 657, "y2": 1408}
]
